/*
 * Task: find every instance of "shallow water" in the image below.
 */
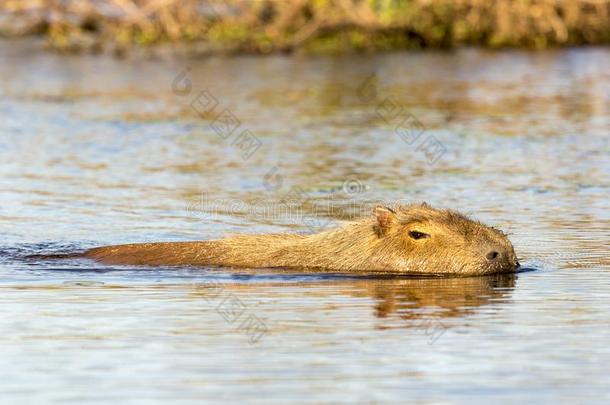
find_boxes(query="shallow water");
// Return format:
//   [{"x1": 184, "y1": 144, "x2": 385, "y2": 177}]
[{"x1": 0, "y1": 40, "x2": 609, "y2": 403}]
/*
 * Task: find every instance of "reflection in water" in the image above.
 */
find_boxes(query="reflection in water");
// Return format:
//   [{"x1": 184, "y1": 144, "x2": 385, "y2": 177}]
[
  {"x1": 199, "y1": 273, "x2": 516, "y2": 331},
  {"x1": 358, "y1": 274, "x2": 516, "y2": 321}
]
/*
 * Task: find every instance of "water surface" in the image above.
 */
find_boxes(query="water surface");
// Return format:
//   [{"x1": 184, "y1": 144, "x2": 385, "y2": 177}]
[{"x1": 0, "y1": 40, "x2": 609, "y2": 403}]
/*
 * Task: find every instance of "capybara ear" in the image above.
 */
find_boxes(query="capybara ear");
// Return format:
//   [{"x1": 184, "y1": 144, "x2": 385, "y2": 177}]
[{"x1": 373, "y1": 205, "x2": 396, "y2": 236}]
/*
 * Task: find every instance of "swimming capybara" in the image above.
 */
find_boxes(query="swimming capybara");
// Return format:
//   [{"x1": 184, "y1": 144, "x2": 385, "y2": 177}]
[{"x1": 83, "y1": 203, "x2": 520, "y2": 276}]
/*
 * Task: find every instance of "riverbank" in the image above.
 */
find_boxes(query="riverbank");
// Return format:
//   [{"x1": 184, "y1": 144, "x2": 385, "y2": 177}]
[{"x1": 1, "y1": 0, "x2": 610, "y2": 55}]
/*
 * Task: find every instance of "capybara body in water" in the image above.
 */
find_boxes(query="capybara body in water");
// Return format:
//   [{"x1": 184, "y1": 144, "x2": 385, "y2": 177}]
[{"x1": 84, "y1": 203, "x2": 520, "y2": 276}]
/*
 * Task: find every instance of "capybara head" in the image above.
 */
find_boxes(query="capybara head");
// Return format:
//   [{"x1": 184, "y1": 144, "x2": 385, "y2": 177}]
[{"x1": 372, "y1": 203, "x2": 519, "y2": 275}]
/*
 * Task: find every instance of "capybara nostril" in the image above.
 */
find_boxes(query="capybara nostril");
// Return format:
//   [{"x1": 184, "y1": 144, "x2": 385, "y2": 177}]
[{"x1": 486, "y1": 250, "x2": 499, "y2": 261}]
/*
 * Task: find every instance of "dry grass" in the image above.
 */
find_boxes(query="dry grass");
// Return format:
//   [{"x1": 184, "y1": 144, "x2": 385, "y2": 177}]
[{"x1": 1, "y1": 0, "x2": 609, "y2": 53}]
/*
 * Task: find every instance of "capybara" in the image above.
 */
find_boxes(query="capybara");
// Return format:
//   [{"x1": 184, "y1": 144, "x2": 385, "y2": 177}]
[{"x1": 83, "y1": 203, "x2": 520, "y2": 276}]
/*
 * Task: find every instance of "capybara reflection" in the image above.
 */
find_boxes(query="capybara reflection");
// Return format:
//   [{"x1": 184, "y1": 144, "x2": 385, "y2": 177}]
[
  {"x1": 201, "y1": 273, "x2": 517, "y2": 322},
  {"x1": 85, "y1": 203, "x2": 520, "y2": 276}
]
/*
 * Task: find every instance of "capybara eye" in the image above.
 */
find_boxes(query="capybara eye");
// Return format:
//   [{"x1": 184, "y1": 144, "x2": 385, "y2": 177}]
[{"x1": 408, "y1": 231, "x2": 429, "y2": 240}]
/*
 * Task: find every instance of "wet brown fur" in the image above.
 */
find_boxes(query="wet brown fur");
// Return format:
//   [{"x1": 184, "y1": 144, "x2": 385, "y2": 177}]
[{"x1": 84, "y1": 203, "x2": 519, "y2": 276}]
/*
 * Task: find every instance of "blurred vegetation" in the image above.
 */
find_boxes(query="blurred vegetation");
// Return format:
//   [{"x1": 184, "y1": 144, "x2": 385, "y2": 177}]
[{"x1": 1, "y1": 0, "x2": 609, "y2": 54}]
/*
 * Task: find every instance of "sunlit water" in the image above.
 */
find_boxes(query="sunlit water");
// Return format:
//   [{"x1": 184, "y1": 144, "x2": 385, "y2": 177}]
[{"x1": 0, "y1": 40, "x2": 608, "y2": 403}]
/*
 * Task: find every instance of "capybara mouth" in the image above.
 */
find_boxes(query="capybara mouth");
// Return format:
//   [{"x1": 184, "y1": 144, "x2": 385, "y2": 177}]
[{"x1": 484, "y1": 259, "x2": 520, "y2": 275}]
